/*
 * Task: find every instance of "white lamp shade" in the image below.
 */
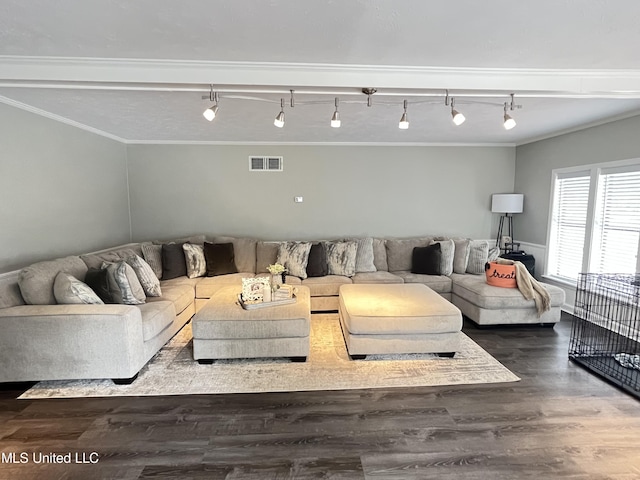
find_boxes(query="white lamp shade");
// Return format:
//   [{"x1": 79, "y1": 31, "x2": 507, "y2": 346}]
[{"x1": 491, "y1": 193, "x2": 524, "y2": 213}]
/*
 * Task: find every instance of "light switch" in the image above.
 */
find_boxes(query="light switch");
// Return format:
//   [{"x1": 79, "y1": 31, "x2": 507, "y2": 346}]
[{"x1": 294, "y1": 196, "x2": 303, "y2": 203}]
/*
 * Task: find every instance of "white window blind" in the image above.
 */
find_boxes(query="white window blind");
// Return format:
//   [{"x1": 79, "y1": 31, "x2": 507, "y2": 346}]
[
  {"x1": 548, "y1": 173, "x2": 591, "y2": 281},
  {"x1": 591, "y1": 167, "x2": 640, "y2": 274}
]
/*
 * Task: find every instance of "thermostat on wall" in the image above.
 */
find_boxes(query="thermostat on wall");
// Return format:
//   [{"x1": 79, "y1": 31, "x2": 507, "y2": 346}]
[{"x1": 294, "y1": 196, "x2": 303, "y2": 203}]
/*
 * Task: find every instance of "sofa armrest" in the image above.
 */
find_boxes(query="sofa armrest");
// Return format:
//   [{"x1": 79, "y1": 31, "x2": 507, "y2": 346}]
[{"x1": 0, "y1": 304, "x2": 146, "y2": 383}]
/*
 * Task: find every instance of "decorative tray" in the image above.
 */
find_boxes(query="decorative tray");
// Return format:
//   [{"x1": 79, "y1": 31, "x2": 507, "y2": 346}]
[{"x1": 237, "y1": 293, "x2": 297, "y2": 310}]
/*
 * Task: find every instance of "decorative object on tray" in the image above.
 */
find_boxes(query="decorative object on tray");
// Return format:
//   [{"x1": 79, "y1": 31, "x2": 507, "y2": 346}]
[
  {"x1": 273, "y1": 284, "x2": 294, "y2": 301},
  {"x1": 237, "y1": 291, "x2": 298, "y2": 310},
  {"x1": 241, "y1": 276, "x2": 271, "y2": 303},
  {"x1": 267, "y1": 263, "x2": 287, "y2": 294}
]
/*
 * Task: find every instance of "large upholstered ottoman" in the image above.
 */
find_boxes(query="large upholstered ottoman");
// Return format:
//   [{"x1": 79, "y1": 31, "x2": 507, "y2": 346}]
[
  {"x1": 338, "y1": 284, "x2": 463, "y2": 359},
  {"x1": 192, "y1": 285, "x2": 311, "y2": 362}
]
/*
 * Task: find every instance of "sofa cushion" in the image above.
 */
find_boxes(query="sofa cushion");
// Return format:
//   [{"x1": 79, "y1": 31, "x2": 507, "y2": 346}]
[
  {"x1": 80, "y1": 248, "x2": 139, "y2": 270},
  {"x1": 450, "y1": 273, "x2": 565, "y2": 309},
  {"x1": 431, "y1": 239, "x2": 455, "y2": 276},
  {"x1": 411, "y1": 243, "x2": 441, "y2": 275},
  {"x1": 386, "y1": 237, "x2": 432, "y2": 272},
  {"x1": 204, "y1": 242, "x2": 238, "y2": 277},
  {"x1": 182, "y1": 243, "x2": 207, "y2": 279},
  {"x1": 53, "y1": 272, "x2": 104, "y2": 305},
  {"x1": 125, "y1": 254, "x2": 162, "y2": 297},
  {"x1": 347, "y1": 237, "x2": 376, "y2": 273},
  {"x1": 306, "y1": 242, "x2": 328, "y2": 277},
  {"x1": 0, "y1": 272, "x2": 25, "y2": 309},
  {"x1": 351, "y1": 271, "x2": 404, "y2": 284},
  {"x1": 256, "y1": 241, "x2": 280, "y2": 273},
  {"x1": 102, "y1": 261, "x2": 146, "y2": 305},
  {"x1": 18, "y1": 256, "x2": 88, "y2": 305},
  {"x1": 141, "y1": 242, "x2": 163, "y2": 279},
  {"x1": 277, "y1": 242, "x2": 312, "y2": 279},
  {"x1": 466, "y1": 240, "x2": 490, "y2": 274},
  {"x1": 372, "y1": 238, "x2": 388, "y2": 272},
  {"x1": 195, "y1": 273, "x2": 255, "y2": 299},
  {"x1": 452, "y1": 238, "x2": 471, "y2": 274},
  {"x1": 301, "y1": 275, "x2": 352, "y2": 296},
  {"x1": 325, "y1": 241, "x2": 358, "y2": 277},
  {"x1": 393, "y1": 271, "x2": 453, "y2": 294},
  {"x1": 137, "y1": 301, "x2": 175, "y2": 342},
  {"x1": 162, "y1": 242, "x2": 187, "y2": 280},
  {"x1": 146, "y1": 284, "x2": 193, "y2": 315},
  {"x1": 161, "y1": 277, "x2": 201, "y2": 288},
  {"x1": 213, "y1": 236, "x2": 257, "y2": 273}
]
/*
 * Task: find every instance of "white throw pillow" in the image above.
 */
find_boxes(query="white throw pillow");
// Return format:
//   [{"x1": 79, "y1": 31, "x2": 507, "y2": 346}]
[
  {"x1": 125, "y1": 254, "x2": 162, "y2": 297},
  {"x1": 276, "y1": 242, "x2": 312, "y2": 279},
  {"x1": 325, "y1": 241, "x2": 358, "y2": 277},
  {"x1": 53, "y1": 272, "x2": 104, "y2": 305},
  {"x1": 102, "y1": 261, "x2": 146, "y2": 305},
  {"x1": 182, "y1": 243, "x2": 207, "y2": 279},
  {"x1": 466, "y1": 240, "x2": 490, "y2": 275}
]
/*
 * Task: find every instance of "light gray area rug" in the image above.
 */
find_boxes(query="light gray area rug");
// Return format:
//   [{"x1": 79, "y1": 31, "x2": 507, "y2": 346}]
[{"x1": 21, "y1": 314, "x2": 519, "y2": 399}]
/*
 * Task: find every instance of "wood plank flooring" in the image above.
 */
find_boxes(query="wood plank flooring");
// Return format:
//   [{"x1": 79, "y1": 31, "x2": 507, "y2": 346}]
[{"x1": 1, "y1": 312, "x2": 639, "y2": 479}]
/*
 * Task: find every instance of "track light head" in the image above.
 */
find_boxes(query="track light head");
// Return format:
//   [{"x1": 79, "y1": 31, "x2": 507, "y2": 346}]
[
  {"x1": 331, "y1": 97, "x2": 341, "y2": 128},
  {"x1": 503, "y1": 102, "x2": 516, "y2": 130},
  {"x1": 450, "y1": 98, "x2": 465, "y2": 126},
  {"x1": 203, "y1": 104, "x2": 218, "y2": 121},
  {"x1": 274, "y1": 98, "x2": 285, "y2": 128},
  {"x1": 399, "y1": 100, "x2": 409, "y2": 129}
]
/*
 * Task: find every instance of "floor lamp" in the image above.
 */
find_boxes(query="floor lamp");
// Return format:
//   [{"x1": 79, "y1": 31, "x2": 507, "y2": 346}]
[{"x1": 492, "y1": 194, "x2": 524, "y2": 252}]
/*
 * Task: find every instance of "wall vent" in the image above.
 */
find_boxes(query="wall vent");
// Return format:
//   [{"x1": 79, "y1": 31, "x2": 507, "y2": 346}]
[{"x1": 249, "y1": 156, "x2": 283, "y2": 171}]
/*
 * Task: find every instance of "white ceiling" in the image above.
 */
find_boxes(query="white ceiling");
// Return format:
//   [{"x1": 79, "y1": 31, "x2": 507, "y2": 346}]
[{"x1": 2, "y1": 0, "x2": 640, "y2": 145}]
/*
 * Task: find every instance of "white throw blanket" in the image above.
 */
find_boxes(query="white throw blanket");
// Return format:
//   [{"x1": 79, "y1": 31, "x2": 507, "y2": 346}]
[{"x1": 496, "y1": 258, "x2": 551, "y2": 316}]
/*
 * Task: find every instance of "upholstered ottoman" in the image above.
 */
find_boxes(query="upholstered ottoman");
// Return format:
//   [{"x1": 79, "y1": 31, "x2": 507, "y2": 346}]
[
  {"x1": 338, "y1": 284, "x2": 463, "y2": 359},
  {"x1": 192, "y1": 285, "x2": 311, "y2": 362}
]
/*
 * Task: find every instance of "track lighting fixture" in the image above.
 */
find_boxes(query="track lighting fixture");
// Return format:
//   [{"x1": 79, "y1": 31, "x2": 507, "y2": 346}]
[
  {"x1": 202, "y1": 89, "x2": 219, "y2": 121},
  {"x1": 451, "y1": 98, "x2": 465, "y2": 126},
  {"x1": 274, "y1": 98, "x2": 285, "y2": 128},
  {"x1": 331, "y1": 97, "x2": 341, "y2": 128},
  {"x1": 399, "y1": 100, "x2": 409, "y2": 129},
  {"x1": 503, "y1": 94, "x2": 517, "y2": 130}
]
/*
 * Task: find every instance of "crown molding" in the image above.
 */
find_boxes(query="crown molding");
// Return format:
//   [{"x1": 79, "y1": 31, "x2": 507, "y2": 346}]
[
  {"x1": 125, "y1": 140, "x2": 515, "y2": 147},
  {"x1": 3, "y1": 56, "x2": 640, "y2": 96},
  {"x1": 0, "y1": 95, "x2": 127, "y2": 143}
]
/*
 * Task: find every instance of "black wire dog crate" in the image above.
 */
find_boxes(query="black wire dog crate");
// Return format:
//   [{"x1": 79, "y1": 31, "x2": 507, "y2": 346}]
[{"x1": 570, "y1": 273, "x2": 640, "y2": 398}]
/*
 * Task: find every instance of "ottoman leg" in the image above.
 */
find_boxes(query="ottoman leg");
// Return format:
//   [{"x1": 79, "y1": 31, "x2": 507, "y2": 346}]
[
  {"x1": 349, "y1": 354, "x2": 367, "y2": 360},
  {"x1": 197, "y1": 359, "x2": 215, "y2": 365},
  {"x1": 437, "y1": 352, "x2": 456, "y2": 358},
  {"x1": 290, "y1": 356, "x2": 307, "y2": 362},
  {"x1": 112, "y1": 373, "x2": 138, "y2": 385}
]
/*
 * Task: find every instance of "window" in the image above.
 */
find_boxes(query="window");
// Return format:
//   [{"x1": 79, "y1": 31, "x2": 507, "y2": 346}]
[{"x1": 547, "y1": 160, "x2": 640, "y2": 283}]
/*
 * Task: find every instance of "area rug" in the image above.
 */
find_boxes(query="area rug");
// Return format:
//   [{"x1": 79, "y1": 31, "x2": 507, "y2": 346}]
[{"x1": 20, "y1": 314, "x2": 519, "y2": 399}]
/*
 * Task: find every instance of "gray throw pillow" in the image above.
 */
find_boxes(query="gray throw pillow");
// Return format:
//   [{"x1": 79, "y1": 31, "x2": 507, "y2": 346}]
[
  {"x1": 182, "y1": 243, "x2": 207, "y2": 279},
  {"x1": 325, "y1": 241, "x2": 358, "y2": 277},
  {"x1": 102, "y1": 261, "x2": 146, "y2": 305},
  {"x1": 466, "y1": 240, "x2": 490, "y2": 275},
  {"x1": 347, "y1": 237, "x2": 376, "y2": 273},
  {"x1": 53, "y1": 272, "x2": 104, "y2": 305},
  {"x1": 125, "y1": 254, "x2": 162, "y2": 297},
  {"x1": 452, "y1": 238, "x2": 471, "y2": 274},
  {"x1": 141, "y1": 242, "x2": 163, "y2": 280},
  {"x1": 276, "y1": 242, "x2": 312, "y2": 279},
  {"x1": 430, "y1": 239, "x2": 455, "y2": 276}
]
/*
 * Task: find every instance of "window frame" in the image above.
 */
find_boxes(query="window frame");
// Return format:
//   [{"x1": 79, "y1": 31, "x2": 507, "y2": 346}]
[{"x1": 546, "y1": 157, "x2": 640, "y2": 284}]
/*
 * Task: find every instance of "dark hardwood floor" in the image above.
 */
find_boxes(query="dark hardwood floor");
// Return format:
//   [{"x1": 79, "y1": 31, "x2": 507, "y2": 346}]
[{"x1": 1, "y1": 312, "x2": 639, "y2": 479}]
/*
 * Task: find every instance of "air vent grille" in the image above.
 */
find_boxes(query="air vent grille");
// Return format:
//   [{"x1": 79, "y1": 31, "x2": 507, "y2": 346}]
[{"x1": 249, "y1": 156, "x2": 283, "y2": 171}]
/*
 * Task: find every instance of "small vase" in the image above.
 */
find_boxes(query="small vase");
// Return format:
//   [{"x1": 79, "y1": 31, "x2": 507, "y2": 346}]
[{"x1": 272, "y1": 274, "x2": 283, "y2": 289}]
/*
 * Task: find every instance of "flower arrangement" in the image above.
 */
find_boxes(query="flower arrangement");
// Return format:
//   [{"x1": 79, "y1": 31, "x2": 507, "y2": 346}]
[{"x1": 267, "y1": 263, "x2": 287, "y2": 275}]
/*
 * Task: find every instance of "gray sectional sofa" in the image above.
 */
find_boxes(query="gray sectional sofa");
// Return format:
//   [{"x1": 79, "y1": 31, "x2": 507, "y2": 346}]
[{"x1": 0, "y1": 234, "x2": 565, "y2": 384}]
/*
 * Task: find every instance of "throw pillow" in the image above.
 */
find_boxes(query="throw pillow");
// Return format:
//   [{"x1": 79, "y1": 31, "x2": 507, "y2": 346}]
[
  {"x1": 430, "y1": 239, "x2": 455, "y2": 276},
  {"x1": 102, "y1": 261, "x2": 146, "y2": 305},
  {"x1": 141, "y1": 242, "x2": 163, "y2": 280},
  {"x1": 203, "y1": 242, "x2": 238, "y2": 277},
  {"x1": 466, "y1": 240, "x2": 490, "y2": 275},
  {"x1": 347, "y1": 237, "x2": 376, "y2": 273},
  {"x1": 324, "y1": 241, "x2": 358, "y2": 277},
  {"x1": 84, "y1": 267, "x2": 121, "y2": 304},
  {"x1": 488, "y1": 246, "x2": 501, "y2": 262},
  {"x1": 306, "y1": 242, "x2": 328, "y2": 277},
  {"x1": 277, "y1": 242, "x2": 312, "y2": 279},
  {"x1": 162, "y1": 242, "x2": 187, "y2": 280},
  {"x1": 452, "y1": 238, "x2": 471, "y2": 274},
  {"x1": 125, "y1": 254, "x2": 162, "y2": 297},
  {"x1": 182, "y1": 243, "x2": 207, "y2": 279},
  {"x1": 411, "y1": 243, "x2": 442, "y2": 275},
  {"x1": 53, "y1": 272, "x2": 104, "y2": 305}
]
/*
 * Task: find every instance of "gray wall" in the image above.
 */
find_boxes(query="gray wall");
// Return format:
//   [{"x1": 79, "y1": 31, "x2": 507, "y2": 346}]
[
  {"x1": 515, "y1": 115, "x2": 640, "y2": 245},
  {"x1": 127, "y1": 144, "x2": 515, "y2": 242},
  {"x1": 0, "y1": 103, "x2": 131, "y2": 273}
]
